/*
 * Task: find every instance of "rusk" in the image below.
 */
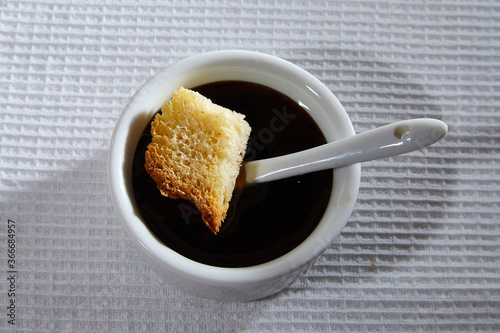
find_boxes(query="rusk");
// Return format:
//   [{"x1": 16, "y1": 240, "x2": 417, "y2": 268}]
[{"x1": 144, "y1": 87, "x2": 251, "y2": 234}]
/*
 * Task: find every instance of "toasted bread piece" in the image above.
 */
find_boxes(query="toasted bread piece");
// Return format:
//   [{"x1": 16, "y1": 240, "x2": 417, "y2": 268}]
[{"x1": 144, "y1": 87, "x2": 251, "y2": 234}]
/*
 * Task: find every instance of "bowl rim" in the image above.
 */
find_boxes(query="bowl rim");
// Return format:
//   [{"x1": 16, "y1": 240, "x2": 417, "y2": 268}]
[{"x1": 108, "y1": 50, "x2": 361, "y2": 287}]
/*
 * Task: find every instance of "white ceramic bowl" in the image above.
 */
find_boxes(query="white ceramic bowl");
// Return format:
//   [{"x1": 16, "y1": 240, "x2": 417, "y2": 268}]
[{"x1": 108, "y1": 50, "x2": 361, "y2": 301}]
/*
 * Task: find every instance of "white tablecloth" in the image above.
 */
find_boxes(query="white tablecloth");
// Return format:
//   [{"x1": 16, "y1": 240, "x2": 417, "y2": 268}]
[{"x1": 1, "y1": 1, "x2": 499, "y2": 332}]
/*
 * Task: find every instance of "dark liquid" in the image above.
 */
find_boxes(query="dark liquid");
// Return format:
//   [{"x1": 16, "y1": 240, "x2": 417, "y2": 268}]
[{"x1": 132, "y1": 81, "x2": 333, "y2": 267}]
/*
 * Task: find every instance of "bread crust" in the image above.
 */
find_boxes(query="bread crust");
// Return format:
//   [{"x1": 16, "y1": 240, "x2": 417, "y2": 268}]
[{"x1": 144, "y1": 87, "x2": 251, "y2": 234}]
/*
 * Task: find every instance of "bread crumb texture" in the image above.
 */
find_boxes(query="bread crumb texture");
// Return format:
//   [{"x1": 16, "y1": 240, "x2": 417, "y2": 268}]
[{"x1": 145, "y1": 87, "x2": 251, "y2": 234}]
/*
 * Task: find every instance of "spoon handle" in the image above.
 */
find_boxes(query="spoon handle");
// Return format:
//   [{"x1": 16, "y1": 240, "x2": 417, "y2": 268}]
[{"x1": 245, "y1": 118, "x2": 448, "y2": 184}]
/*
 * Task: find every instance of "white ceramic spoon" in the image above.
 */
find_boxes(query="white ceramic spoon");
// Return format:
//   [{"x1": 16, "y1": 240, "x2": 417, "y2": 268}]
[{"x1": 244, "y1": 118, "x2": 448, "y2": 184}]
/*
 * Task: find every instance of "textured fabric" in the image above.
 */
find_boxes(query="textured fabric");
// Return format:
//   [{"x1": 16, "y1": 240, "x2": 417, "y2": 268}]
[{"x1": 1, "y1": 0, "x2": 499, "y2": 332}]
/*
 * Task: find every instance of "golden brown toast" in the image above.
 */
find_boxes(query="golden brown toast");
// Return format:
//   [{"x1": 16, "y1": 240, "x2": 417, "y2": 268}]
[{"x1": 144, "y1": 87, "x2": 251, "y2": 234}]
